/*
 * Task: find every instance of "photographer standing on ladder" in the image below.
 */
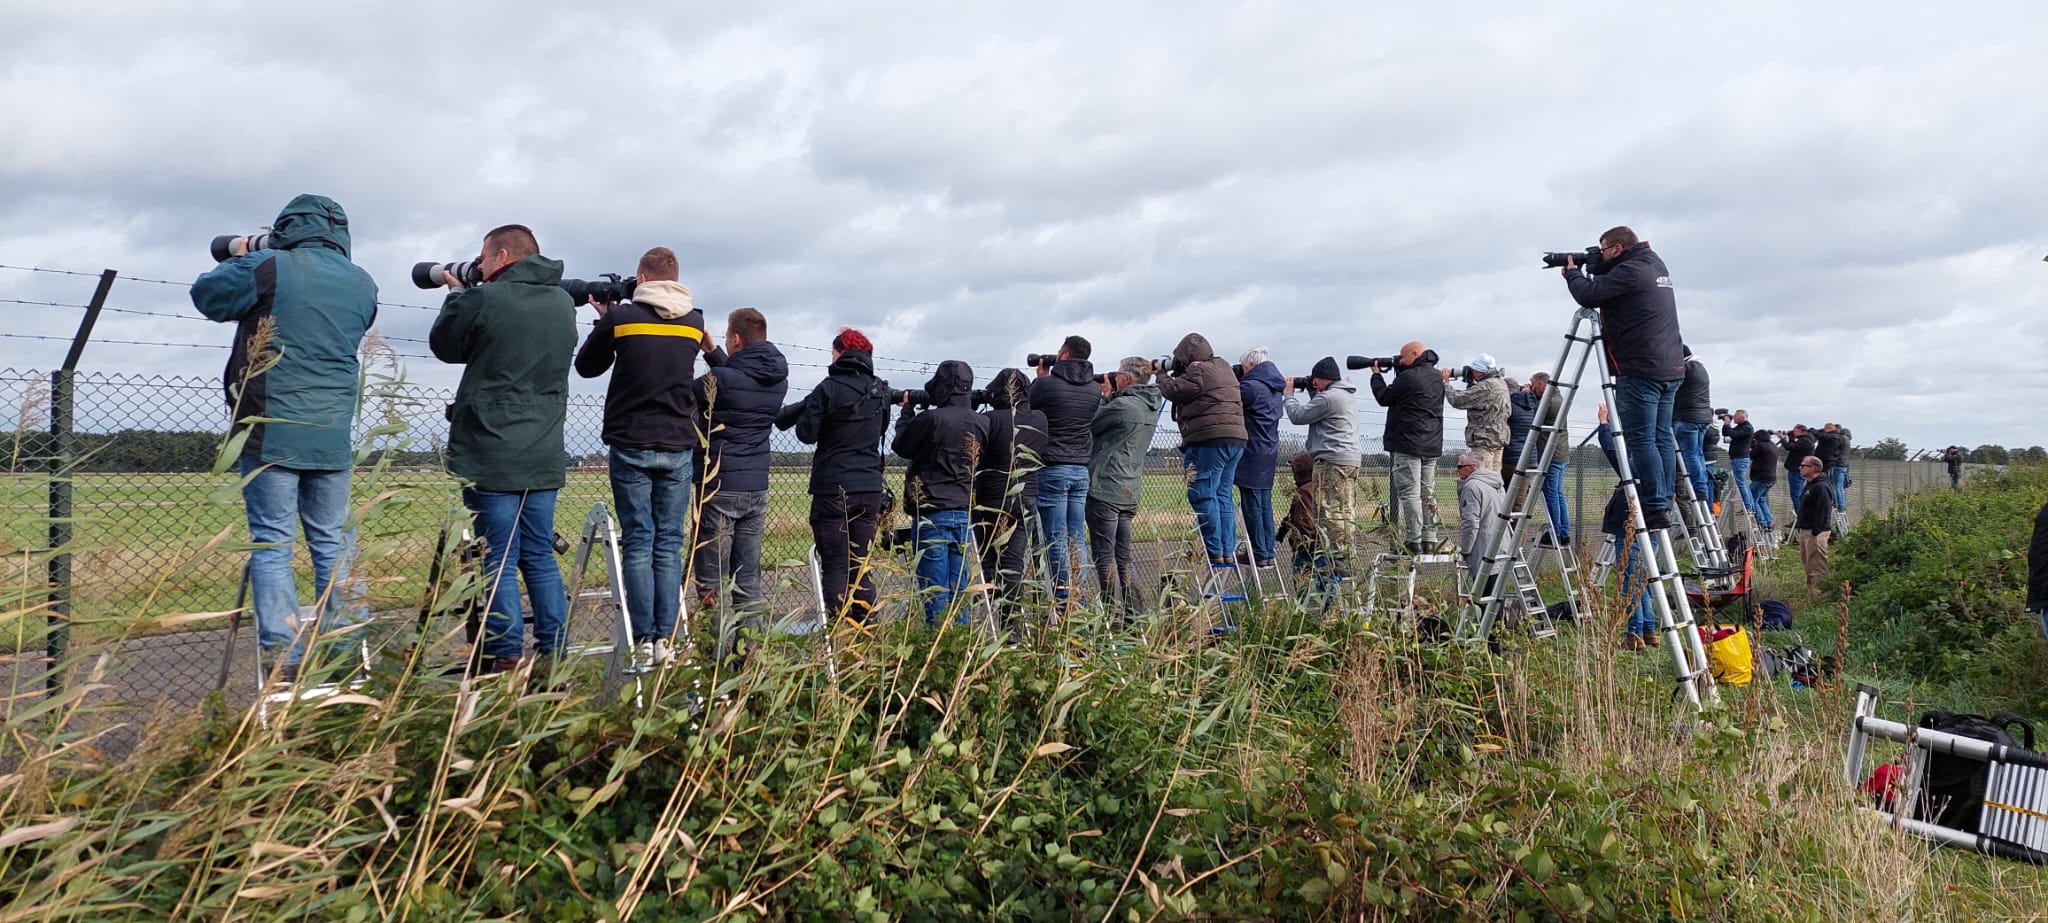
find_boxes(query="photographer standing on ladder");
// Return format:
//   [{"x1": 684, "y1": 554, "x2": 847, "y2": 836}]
[
  {"x1": 191, "y1": 194, "x2": 376, "y2": 682},
  {"x1": 1156, "y1": 333, "x2": 1248, "y2": 566},
  {"x1": 1674, "y1": 346, "x2": 1715, "y2": 508},
  {"x1": 1560, "y1": 226, "x2": 1686, "y2": 530},
  {"x1": 575, "y1": 247, "x2": 711, "y2": 670},
  {"x1": 1369, "y1": 342, "x2": 1445, "y2": 554},
  {"x1": 431, "y1": 224, "x2": 577, "y2": 676},
  {"x1": 1283, "y1": 357, "x2": 1361, "y2": 574}
]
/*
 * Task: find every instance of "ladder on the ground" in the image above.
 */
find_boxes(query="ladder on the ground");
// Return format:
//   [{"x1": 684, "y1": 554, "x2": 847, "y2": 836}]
[
  {"x1": 1845, "y1": 684, "x2": 2048, "y2": 863},
  {"x1": 1365, "y1": 550, "x2": 1459, "y2": 629},
  {"x1": 561, "y1": 503, "x2": 658, "y2": 700},
  {"x1": 1456, "y1": 307, "x2": 1718, "y2": 710},
  {"x1": 1506, "y1": 558, "x2": 1559, "y2": 640},
  {"x1": 218, "y1": 562, "x2": 374, "y2": 728},
  {"x1": 1232, "y1": 507, "x2": 1293, "y2": 601},
  {"x1": 1585, "y1": 534, "x2": 1619, "y2": 590},
  {"x1": 1672, "y1": 454, "x2": 1734, "y2": 584},
  {"x1": 1517, "y1": 527, "x2": 1583, "y2": 630},
  {"x1": 1740, "y1": 505, "x2": 1777, "y2": 558}
]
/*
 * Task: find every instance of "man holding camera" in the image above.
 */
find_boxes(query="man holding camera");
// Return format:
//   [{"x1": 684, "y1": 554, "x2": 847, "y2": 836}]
[
  {"x1": 573, "y1": 246, "x2": 709, "y2": 668},
  {"x1": 1945, "y1": 446, "x2": 1965, "y2": 489},
  {"x1": 430, "y1": 224, "x2": 577, "y2": 675},
  {"x1": 692, "y1": 307, "x2": 790, "y2": 654},
  {"x1": 1283, "y1": 357, "x2": 1361, "y2": 572},
  {"x1": 1779, "y1": 425, "x2": 1818, "y2": 516},
  {"x1": 191, "y1": 194, "x2": 377, "y2": 680},
  {"x1": 1816, "y1": 423, "x2": 1852, "y2": 513},
  {"x1": 1747, "y1": 428, "x2": 1778, "y2": 534},
  {"x1": 1088, "y1": 358, "x2": 1164, "y2": 616},
  {"x1": 1524, "y1": 373, "x2": 1572, "y2": 547},
  {"x1": 893, "y1": 361, "x2": 992, "y2": 626},
  {"x1": 1673, "y1": 346, "x2": 1715, "y2": 506},
  {"x1": 1157, "y1": 333, "x2": 1248, "y2": 565},
  {"x1": 1029, "y1": 335, "x2": 1104, "y2": 599},
  {"x1": 1236, "y1": 348, "x2": 1286, "y2": 568},
  {"x1": 1369, "y1": 342, "x2": 1445, "y2": 553},
  {"x1": 1720, "y1": 409, "x2": 1755, "y2": 516},
  {"x1": 1561, "y1": 226, "x2": 1685, "y2": 529},
  {"x1": 974, "y1": 367, "x2": 1048, "y2": 615},
  {"x1": 1443, "y1": 354, "x2": 1508, "y2": 472},
  {"x1": 777, "y1": 328, "x2": 893, "y2": 624}
]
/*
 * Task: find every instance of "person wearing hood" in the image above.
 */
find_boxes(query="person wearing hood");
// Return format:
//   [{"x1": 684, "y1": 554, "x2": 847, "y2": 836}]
[
  {"x1": 1157, "y1": 332, "x2": 1248, "y2": 565},
  {"x1": 573, "y1": 246, "x2": 711, "y2": 668},
  {"x1": 1275, "y1": 452, "x2": 1335, "y2": 608},
  {"x1": 892, "y1": 361, "x2": 992, "y2": 626},
  {"x1": 431, "y1": 223, "x2": 577, "y2": 675},
  {"x1": 1368, "y1": 341, "x2": 1446, "y2": 553},
  {"x1": 1455, "y1": 452, "x2": 1506, "y2": 578},
  {"x1": 1560, "y1": 226, "x2": 1686, "y2": 529},
  {"x1": 1088, "y1": 358, "x2": 1164, "y2": 618},
  {"x1": 975, "y1": 367, "x2": 1049, "y2": 617},
  {"x1": 1284, "y1": 356, "x2": 1362, "y2": 572},
  {"x1": 690, "y1": 307, "x2": 790, "y2": 655},
  {"x1": 1235, "y1": 348, "x2": 1286, "y2": 567},
  {"x1": 1444, "y1": 354, "x2": 1510, "y2": 472},
  {"x1": 191, "y1": 194, "x2": 377, "y2": 680},
  {"x1": 776, "y1": 328, "x2": 893, "y2": 624},
  {"x1": 1029, "y1": 335, "x2": 1104, "y2": 601},
  {"x1": 1673, "y1": 345, "x2": 1715, "y2": 507}
]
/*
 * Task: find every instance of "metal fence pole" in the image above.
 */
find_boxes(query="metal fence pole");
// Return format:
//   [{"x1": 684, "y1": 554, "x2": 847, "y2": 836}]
[{"x1": 46, "y1": 269, "x2": 115, "y2": 693}]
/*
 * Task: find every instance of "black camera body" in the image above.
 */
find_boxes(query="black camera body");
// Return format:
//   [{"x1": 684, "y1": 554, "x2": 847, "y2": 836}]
[
  {"x1": 1346, "y1": 355, "x2": 1400, "y2": 372},
  {"x1": 1289, "y1": 376, "x2": 1315, "y2": 390},
  {"x1": 561, "y1": 274, "x2": 638, "y2": 306},
  {"x1": 209, "y1": 232, "x2": 274, "y2": 263},
  {"x1": 1453, "y1": 366, "x2": 1502, "y2": 385},
  {"x1": 1540, "y1": 246, "x2": 1601, "y2": 269},
  {"x1": 412, "y1": 260, "x2": 483, "y2": 289}
]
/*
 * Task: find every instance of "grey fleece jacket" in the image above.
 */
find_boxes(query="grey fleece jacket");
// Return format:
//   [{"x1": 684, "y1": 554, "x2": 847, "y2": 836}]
[
  {"x1": 1283, "y1": 379, "x2": 1361, "y2": 465},
  {"x1": 1458, "y1": 467, "x2": 1506, "y2": 573}
]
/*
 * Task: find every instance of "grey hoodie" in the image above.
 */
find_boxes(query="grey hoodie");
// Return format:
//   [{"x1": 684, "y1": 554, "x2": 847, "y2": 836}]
[
  {"x1": 1283, "y1": 379, "x2": 1360, "y2": 465},
  {"x1": 1457, "y1": 467, "x2": 1506, "y2": 573}
]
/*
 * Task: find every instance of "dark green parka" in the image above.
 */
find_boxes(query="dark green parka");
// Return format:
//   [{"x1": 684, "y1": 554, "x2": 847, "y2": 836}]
[{"x1": 429, "y1": 256, "x2": 577, "y2": 491}]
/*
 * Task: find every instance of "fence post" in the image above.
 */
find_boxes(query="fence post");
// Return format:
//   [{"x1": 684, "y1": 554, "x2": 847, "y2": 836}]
[{"x1": 46, "y1": 269, "x2": 116, "y2": 693}]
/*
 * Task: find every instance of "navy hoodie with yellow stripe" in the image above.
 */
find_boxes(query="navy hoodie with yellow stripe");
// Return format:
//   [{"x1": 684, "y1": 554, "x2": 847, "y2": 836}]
[{"x1": 574, "y1": 279, "x2": 707, "y2": 452}]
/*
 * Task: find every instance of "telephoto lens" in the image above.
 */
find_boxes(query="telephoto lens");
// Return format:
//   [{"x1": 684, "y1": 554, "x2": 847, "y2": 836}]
[
  {"x1": 1345, "y1": 355, "x2": 1399, "y2": 371},
  {"x1": 560, "y1": 274, "x2": 637, "y2": 306},
  {"x1": 1147, "y1": 356, "x2": 1183, "y2": 376},
  {"x1": 1025, "y1": 352, "x2": 1059, "y2": 369},
  {"x1": 208, "y1": 231, "x2": 273, "y2": 263},
  {"x1": 411, "y1": 260, "x2": 482, "y2": 290},
  {"x1": 889, "y1": 388, "x2": 931, "y2": 407}
]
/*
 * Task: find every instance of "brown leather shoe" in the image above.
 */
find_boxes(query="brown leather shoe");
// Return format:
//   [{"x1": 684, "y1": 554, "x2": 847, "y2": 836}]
[
  {"x1": 483, "y1": 655, "x2": 523, "y2": 675},
  {"x1": 1619, "y1": 634, "x2": 1646, "y2": 651}
]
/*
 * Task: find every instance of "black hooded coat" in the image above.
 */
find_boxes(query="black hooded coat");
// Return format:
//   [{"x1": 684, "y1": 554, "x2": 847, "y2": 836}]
[
  {"x1": 975, "y1": 367, "x2": 1049, "y2": 512},
  {"x1": 892, "y1": 360, "x2": 991, "y2": 515}
]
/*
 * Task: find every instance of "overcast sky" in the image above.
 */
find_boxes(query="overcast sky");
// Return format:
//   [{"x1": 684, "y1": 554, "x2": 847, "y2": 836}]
[{"x1": 2, "y1": 1, "x2": 2044, "y2": 453}]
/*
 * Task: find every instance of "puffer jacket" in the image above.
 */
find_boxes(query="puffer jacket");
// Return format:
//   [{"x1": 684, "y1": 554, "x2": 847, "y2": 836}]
[
  {"x1": 1155, "y1": 333, "x2": 1247, "y2": 447},
  {"x1": 1236, "y1": 361, "x2": 1286, "y2": 488},
  {"x1": 1368, "y1": 350, "x2": 1445, "y2": 459},
  {"x1": 1284, "y1": 379, "x2": 1360, "y2": 465},
  {"x1": 575, "y1": 280, "x2": 708, "y2": 452},
  {"x1": 430, "y1": 255, "x2": 577, "y2": 491},
  {"x1": 1087, "y1": 383, "x2": 1163, "y2": 511},
  {"x1": 891, "y1": 360, "x2": 991, "y2": 514},
  {"x1": 1504, "y1": 388, "x2": 1538, "y2": 472},
  {"x1": 1676, "y1": 355, "x2": 1713, "y2": 425},
  {"x1": 696, "y1": 340, "x2": 790, "y2": 493},
  {"x1": 191, "y1": 194, "x2": 377, "y2": 470},
  {"x1": 975, "y1": 367, "x2": 1049, "y2": 511},
  {"x1": 1565, "y1": 242, "x2": 1685, "y2": 381},
  {"x1": 1029, "y1": 358, "x2": 1102, "y2": 467},
  {"x1": 1445, "y1": 374, "x2": 1509, "y2": 450},
  {"x1": 778, "y1": 349, "x2": 892, "y2": 496}
]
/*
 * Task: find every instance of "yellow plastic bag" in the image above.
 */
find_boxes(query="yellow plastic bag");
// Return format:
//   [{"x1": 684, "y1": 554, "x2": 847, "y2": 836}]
[{"x1": 1704, "y1": 626, "x2": 1754, "y2": 686}]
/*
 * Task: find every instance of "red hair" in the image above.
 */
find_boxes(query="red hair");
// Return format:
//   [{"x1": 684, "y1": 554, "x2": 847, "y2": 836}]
[{"x1": 833, "y1": 327, "x2": 872, "y2": 352}]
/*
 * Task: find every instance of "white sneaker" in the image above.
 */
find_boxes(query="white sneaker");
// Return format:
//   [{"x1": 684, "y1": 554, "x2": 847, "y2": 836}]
[
  {"x1": 630, "y1": 641, "x2": 655, "y2": 673},
  {"x1": 652, "y1": 638, "x2": 676, "y2": 668}
]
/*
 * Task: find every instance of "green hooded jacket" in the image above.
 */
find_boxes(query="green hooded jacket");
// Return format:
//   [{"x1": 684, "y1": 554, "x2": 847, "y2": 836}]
[
  {"x1": 430, "y1": 256, "x2": 576, "y2": 491},
  {"x1": 1087, "y1": 383, "x2": 1163, "y2": 510},
  {"x1": 190, "y1": 194, "x2": 378, "y2": 470}
]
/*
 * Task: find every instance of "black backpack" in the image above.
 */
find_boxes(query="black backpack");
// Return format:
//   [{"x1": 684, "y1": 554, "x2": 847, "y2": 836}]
[{"x1": 1915, "y1": 710, "x2": 2038, "y2": 832}]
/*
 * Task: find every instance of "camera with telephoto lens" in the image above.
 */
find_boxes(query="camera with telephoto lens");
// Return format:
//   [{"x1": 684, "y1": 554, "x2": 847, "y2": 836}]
[
  {"x1": 1345, "y1": 355, "x2": 1400, "y2": 372},
  {"x1": 1147, "y1": 355, "x2": 1185, "y2": 376},
  {"x1": 560, "y1": 273, "x2": 637, "y2": 306},
  {"x1": 412, "y1": 260, "x2": 483, "y2": 289},
  {"x1": 209, "y1": 231, "x2": 275, "y2": 263},
  {"x1": 888, "y1": 388, "x2": 930, "y2": 407},
  {"x1": 1289, "y1": 376, "x2": 1316, "y2": 390},
  {"x1": 1714, "y1": 407, "x2": 1732, "y2": 419},
  {"x1": 1025, "y1": 352, "x2": 1061, "y2": 370},
  {"x1": 1540, "y1": 246, "x2": 1601, "y2": 269},
  {"x1": 1453, "y1": 365, "x2": 1501, "y2": 385}
]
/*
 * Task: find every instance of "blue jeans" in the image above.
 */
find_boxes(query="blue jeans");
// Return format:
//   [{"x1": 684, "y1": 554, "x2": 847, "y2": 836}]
[
  {"x1": 464, "y1": 487, "x2": 568, "y2": 660},
  {"x1": 1750, "y1": 481, "x2": 1775, "y2": 528},
  {"x1": 1612, "y1": 377, "x2": 1680, "y2": 514},
  {"x1": 1541, "y1": 461, "x2": 1571, "y2": 541},
  {"x1": 239, "y1": 459, "x2": 363, "y2": 667},
  {"x1": 1619, "y1": 532, "x2": 1662, "y2": 638},
  {"x1": 609, "y1": 447, "x2": 691, "y2": 643},
  {"x1": 1831, "y1": 465, "x2": 1849, "y2": 511},
  {"x1": 1787, "y1": 477, "x2": 1805, "y2": 515},
  {"x1": 1036, "y1": 465, "x2": 1090, "y2": 597},
  {"x1": 1674, "y1": 421, "x2": 1713, "y2": 503},
  {"x1": 913, "y1": 510, "x2": 972, "y2": 626},
  {"x1": 1729, "y1": 458, "x2": 1753, "y2": 512},
  {"x1": 1238, "y1": 487, "x2": 1275, "y2": 563},
  {"x1": 1184, "y1": 445, "x2": 1244, "y2": 559}
]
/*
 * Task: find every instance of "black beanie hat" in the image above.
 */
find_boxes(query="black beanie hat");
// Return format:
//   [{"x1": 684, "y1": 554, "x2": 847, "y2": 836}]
[{"x1": 1312, "y1": 356, "x2": 1341, "y2": 381}]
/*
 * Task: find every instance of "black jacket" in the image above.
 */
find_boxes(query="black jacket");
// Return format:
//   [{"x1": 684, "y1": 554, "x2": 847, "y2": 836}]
[
  {"x1": 1748, "y1": 438, "x2": 1778, "y2": 484},
  {"x1": 1566, "y1": 243, "x2": 1685, "y2": 382},
  {"x1": 1815, "y1": 430, "x2": 1850, "y2": 469},
  {"x1": 1722, "y1": 420, "x2": 1754, "y2": 459},
  {"x1": 1675, "y1": 357, "x2": 1713, "y2": 424},
  {"x1": 1945, "y1": 448, "x2": 1964, "y2": 474},
  {"x1": 574, "y1": 282, "x2": 707, "y2": 452},
  {"x1": 975, "y1": 367, "x2": 1048, "y2": 511},
  {"x1": 892, "y1": 361, "x2": 991, "y2": 515},
  {"x1": 1781, "y1": 432, "x2": 1816, "y2": 475},
  {"x1": 1504, "y1": 388, "x2": 1538, "y2": 471},
  {"x1": 2029, "y1": 503, "x2": 2048, "y2": 612},
  {"x1": 697, "y1": 341, "x2": 790, "y2": 493},
  {"x1": 1368, "y1": 350, "x2": 1445, "y2": 459},
  {"x1": 1029, "y1": 359, "x2": 1103, "y2": 467},
  {"x1": 778, "y1": 349, "x2": 892, "y2": 496},
  {"x1": 1795, "y1": 476, "x2": 1835, "y2": 532}
]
